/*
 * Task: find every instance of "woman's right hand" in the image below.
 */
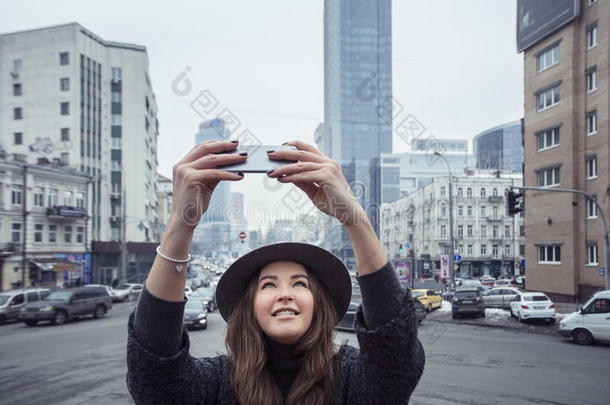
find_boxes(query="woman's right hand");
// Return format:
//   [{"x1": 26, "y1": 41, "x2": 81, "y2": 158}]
[{"x1": 168, "y1": 140, "x2": 246, "y2": 232}]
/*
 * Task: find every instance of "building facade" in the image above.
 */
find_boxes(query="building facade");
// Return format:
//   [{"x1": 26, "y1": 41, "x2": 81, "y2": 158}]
[
  {"x1": 0, "y1": 156, "x2": 91, "y2": 290},
  {"x1": 1, "y1": 23, "x2": 160, "y2": 284},
  {"x1": 380, "y1": 173, "x2": 525, "y2": 280},
  {"x1": 520, "y1": 0, "x2": 607, "y2": 300},
  {"x1": 474, "y1": 120, "x2": 524, "y2": 173},
  {"x1": 156, "y1": 174, "x2": 172, "y2": 240},
  {"x1": 324, "y1": 0, "x2": 392, "y2": 261}
]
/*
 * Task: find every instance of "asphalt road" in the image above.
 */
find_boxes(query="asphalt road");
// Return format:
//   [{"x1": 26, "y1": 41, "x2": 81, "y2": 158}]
[{"x1": 0, "y1": 302, "x2": 608, "y2": 405}]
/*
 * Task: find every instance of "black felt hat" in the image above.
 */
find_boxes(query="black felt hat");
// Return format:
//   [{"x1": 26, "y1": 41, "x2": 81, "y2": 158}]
[{"x1": 216, "y1": 242, "x2": 352, "y2": 324}]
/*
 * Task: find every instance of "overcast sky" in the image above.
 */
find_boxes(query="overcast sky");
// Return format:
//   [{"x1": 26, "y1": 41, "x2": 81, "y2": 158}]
[{"x1": 1, "y1": 0, "x2": 523, "y2": 230}]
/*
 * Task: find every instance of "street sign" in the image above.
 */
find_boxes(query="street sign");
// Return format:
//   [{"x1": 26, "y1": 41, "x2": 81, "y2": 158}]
[
  {"x1": 454, "y1": 254, "x2": 462, "y2": 263},
  {"x1": 239, "y1": 231, "x2": 246, "y2": 240},
  {"x1": 600, "y1": 267, "x2": 605, "y2": 276},
  {"x1": 405, "y1": 242, "x2": 411, "y2": 250}
]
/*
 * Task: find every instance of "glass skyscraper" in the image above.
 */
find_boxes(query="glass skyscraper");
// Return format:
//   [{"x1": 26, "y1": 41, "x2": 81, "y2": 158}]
[
  {"x1": 324, "y1": 0, "x2": 393, "y2": 261},
  {"x1": 474, "y1": 120, "x2": 523, "y2": 173}
]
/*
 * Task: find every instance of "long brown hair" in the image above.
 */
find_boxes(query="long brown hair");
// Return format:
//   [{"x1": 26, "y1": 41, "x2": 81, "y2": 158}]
[{"x1": 225, "y1": 267, "x2": 338, "y2": 405}]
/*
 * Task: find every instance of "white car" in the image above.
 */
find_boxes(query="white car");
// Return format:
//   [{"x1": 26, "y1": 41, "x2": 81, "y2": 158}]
[
  {"x1": 110, "y1": 283, "x2": 143, "y2": 302},
  {"x1": 185, "y1": 286, "x2": 194, "y2": 297},
  {"x1": 559, "y1": 290, "x2": 610, "y2": 345},
  {"x1": 510, "y1": 292, "x2": 556, "y2": 323}
]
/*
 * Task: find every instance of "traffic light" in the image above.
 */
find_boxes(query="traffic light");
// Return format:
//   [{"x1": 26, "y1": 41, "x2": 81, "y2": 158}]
[
  {"x1": 506, "y1": 189, "x2": 523, "y2": 216},
  {"x1": 399, "y1": 244, "x2": 403, "y2": 254}
]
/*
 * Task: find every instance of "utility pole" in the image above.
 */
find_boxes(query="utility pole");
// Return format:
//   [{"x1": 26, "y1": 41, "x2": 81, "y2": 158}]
[
  {"x1": 22, "y1": 164, "x2": 28, "y2": 288},
  {"x1": 435, "y1": 152, "x2": 455, "y2": 286},
  {"x1": 120, "y1": 187, "x2": 127, "y2": 283},
  {"x1": 512, "y1": 186, "x2": 610, "y2": 290}
]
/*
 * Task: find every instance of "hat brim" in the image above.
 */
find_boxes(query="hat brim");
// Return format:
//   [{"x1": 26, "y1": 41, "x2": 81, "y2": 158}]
[{"x1": 216, "y1": 242, "x2": 352, "y2": 324}]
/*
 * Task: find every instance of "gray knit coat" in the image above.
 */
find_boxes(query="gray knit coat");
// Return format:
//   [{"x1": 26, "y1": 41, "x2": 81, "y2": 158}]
[{"x1": 127, "y1": 262, "x2": 425, "y2": 404}]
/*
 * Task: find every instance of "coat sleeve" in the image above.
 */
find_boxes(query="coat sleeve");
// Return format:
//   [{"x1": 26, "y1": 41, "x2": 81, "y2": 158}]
[
  {"x1": 341, "y1": 263, "x2": 425, "y2": 404},
  {"x1": 126, "y1": 287, "x2": 230, "y2": 404}
]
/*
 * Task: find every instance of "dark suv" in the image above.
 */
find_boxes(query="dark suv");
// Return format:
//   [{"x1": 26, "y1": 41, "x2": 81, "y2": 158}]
[
  {"x1": 19, "y1": 286, "x2": 112, "y2": 326},
  {"x1": 451, "y1": 288, "x2": 485, "y2": 319}
]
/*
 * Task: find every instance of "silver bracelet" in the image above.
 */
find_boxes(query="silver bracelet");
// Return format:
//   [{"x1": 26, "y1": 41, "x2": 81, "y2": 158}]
[{"x1": 156, "y1": 246, "x2": 191, "y2": 272}]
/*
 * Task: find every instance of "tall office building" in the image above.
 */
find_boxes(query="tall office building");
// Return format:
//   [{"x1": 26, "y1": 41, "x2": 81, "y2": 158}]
[
  {"x1": 195, "y1": 119, "x2": 230, "y2": 223},
  {"x1": 519, "y1": 0, "x2": 607, "y2": 300},
  {"x1": 324, "y1": 0, "x2": 392, "y2": 261},
  {"x1": 474, "y1": 120, "x2": 524, "y2": 173},
  {"x1": 1, "y1": 23, "x2": 159, "y2": 283}
]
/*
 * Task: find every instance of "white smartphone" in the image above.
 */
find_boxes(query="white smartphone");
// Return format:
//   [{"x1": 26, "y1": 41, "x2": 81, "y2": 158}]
[{"x1": 215, "y1": 144, "x2": 298, "y2": 173}]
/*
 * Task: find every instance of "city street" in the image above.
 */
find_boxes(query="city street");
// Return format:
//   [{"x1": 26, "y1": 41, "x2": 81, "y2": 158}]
[{"x1": 0, "y1": 301, "x2": 608, "y2": 404}]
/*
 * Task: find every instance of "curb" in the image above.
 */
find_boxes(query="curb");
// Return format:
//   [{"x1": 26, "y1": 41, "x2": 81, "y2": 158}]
[{"x1": 425, "y1": 314, "x2": 561, "y2": 337}]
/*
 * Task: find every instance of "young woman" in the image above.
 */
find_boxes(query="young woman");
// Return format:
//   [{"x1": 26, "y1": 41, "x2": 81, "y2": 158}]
[{"x1": 127, "y1": 140, "x2": 425, "y2": 404}]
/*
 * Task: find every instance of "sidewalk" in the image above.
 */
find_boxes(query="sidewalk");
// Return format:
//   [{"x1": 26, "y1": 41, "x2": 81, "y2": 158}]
[{"x1": 425, "y1": 301, "x2": 579, "y2": 337}]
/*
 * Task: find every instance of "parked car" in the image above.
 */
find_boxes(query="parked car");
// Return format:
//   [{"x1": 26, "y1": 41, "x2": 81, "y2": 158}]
[
  {"x1": 443, "y1": 289, "x2": 456, "y2": 302},
  {"x1": 493, "y1": 279, "x2": 511, "y2": 288},
  {"x1": 19, "y1": 286, "x2": 112, "y2": 326},
  {"x1": 559, "y1": 290, "x2": 610, "y2": 345},
  {"x1": 484, "y1": 287, "x2": 526, "y2": 309},
  {"x1": 335, "y1": 301, "x2": 359, "y2": 332},
  {"x1": 413, "y1": 298, "x2": 427, "y2": 324},
  {"x1": 412, "y1": 289, "x2": 442, "y2": 312},
  {"x1": 110, "y1": 283, "x2": 143, "y2": 302},
  {"x1": 84, "y1": 284, "x2": 112, "y2": 295},
  {"x1": 479, "y1": 276, "x2": 496, "y2": 287},
  {"x1": 183, "y1": 298, "x2": 208, "y2": 330},
  {"x1": 185, "y1": 286, "x2": 195, "y2": 297},
  {"x1": 452, "y1": 288, "x2": 485, "y2": 318},
  {"x1": 192, "y1": 288, "x2": 217, "y2": 312},
  {"x1": 509, "y1": 292, "x2": 555, "y2": 323},
  {"x1": 0, "y1": 288, "x2": 51, "y2": 323}
]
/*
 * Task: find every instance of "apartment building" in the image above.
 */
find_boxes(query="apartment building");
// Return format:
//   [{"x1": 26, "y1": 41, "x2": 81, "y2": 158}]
[{"x1": 519, "y1": 0, "x2": 607, "y2": 300}]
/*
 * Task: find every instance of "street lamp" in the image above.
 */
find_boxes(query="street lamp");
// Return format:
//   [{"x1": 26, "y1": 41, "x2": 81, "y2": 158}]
[{"x1": 435, "y1": 152, "x2": 455, "y2": 286}]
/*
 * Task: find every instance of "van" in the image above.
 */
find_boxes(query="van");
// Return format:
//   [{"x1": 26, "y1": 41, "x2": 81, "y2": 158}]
[
  {"x1": 0, "y1": 288, "x2": 51, "y2": 323},
  {"x1": 559, "y1": 290, "x2": 610, "y2": 345}
]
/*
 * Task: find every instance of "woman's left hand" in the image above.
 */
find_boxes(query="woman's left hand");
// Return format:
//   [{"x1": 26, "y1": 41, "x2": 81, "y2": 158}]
[{"x1": 267, "y1": 141, "x2": 367, "y2": 227}]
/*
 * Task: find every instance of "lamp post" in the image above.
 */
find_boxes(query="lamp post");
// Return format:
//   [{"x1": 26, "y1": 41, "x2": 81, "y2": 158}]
[{"x1": 435, "y1": 152, "x2": 455, "y2": 286}]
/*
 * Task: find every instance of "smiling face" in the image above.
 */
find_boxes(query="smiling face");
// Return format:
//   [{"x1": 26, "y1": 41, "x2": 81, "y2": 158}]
[{"x1": 253, "y1": 261, "x2": 315, "y2": 345}]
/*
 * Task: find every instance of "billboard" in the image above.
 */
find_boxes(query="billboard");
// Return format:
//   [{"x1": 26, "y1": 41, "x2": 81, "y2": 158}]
[
  {"x1": 394, "y1": 260, "x2": 411, "y2": 286},
  {"x1": 516, "y1": 0, "x2": 580, "y2": 53},
  {"x1": 411, "y1": 138, "x2": 468, "y2": 153}
]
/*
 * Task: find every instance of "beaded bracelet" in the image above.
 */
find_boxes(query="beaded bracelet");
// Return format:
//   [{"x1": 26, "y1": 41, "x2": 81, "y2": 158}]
[{"x1": 156, "y1": 246, "x2": 191, "y2": 272}]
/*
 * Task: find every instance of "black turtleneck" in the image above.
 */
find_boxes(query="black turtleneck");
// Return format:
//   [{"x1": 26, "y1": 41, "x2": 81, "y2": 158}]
[{"x1": 265, "y1": 336, "x2": 303, "y2": 398}]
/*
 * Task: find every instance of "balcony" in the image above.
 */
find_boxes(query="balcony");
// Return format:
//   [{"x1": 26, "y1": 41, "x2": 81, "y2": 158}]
[
  {"x1": 487, "y1": 216, "x2": 502, "y2": 222},
  {"x1": 488, "y1": 196, "x2": 503, "y2": 203},
  {"x1": 46, "y1": 205, "x2": 87, "y2": 219},
  {"x1": 0, "y1": 242, "x2": 19, "y2": 253}
]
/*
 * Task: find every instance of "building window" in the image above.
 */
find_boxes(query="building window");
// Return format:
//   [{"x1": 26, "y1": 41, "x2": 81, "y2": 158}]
[
  {"x1": 587, "y1": 25, "x2": 598, "y2": 49},
  {"x1": 440, "y1": 186, "x2": 446, "y2": 196},
  {"x1": 492, "y1": 206, "x2": 499, "y2": 219},
  {"x1": 504, "y1": 244, "x2": 511, "y2": 255},
  {"x1": 537, "y1": 85, "x2": 560, "y2": 111},
  {"x1": 586, "y1": 68, "x2": 597, "y2": 93},
  {"x1": 76, "y1": 192, "x2": 85, "y2": 208},
  {"x1": 458, "y1": 206, "x2": 463, "y2": 216},
  {"x1": 586, "y1": 157, "x2": 597, "y2": 179},
  {"x1": 505, "y1": 225, "x2": 511, "y2": 238},
  {"x1": 492, "y1": 244, "x2": 499, "y2": 258},
  {"x1": 14, "y1": 132, "x2": 23, "y2": 145},
  {"x1": 480, "y1": 205, "x2": 486, "y2": 216},
  {"x1": 458, "y1": 245, "x2": 464, "y2": 255},
  {"x1": 480, "y1": 244, "x2": 487, "y2": 255},
  {"x1": 13, "y1": 83, "x2": 22, "y2": 96},
  {"x1": 537, "y1": 43, "x2": 559, "y2": 72},
  {"x1": 467, "y1": 206, "x2": 473, "y2": 216},
  {"x1": 60, "y1": 78, "x2": 70, "y2": 91},
  {"x1": 587, "y1": 111, "x2": 597, "y2": 135},
  {"x1": 480, "y1": 225, "x2": 487, "y2": 238},
  {"x1": 63, "y1": 191, "x2": 73, "y2": 206},
  {"x1": 537, "y1": 166, "x2": 560, "y2": 187},
  {"x1": 59, "y1": 52, "x2": 70, "y2": 65},
  {"x1": 467, "y1": 225, "x2": 473, "y2": 237},
  {"x1": 492, "y1": 225, "x2": 499, "y2": 239},
  {"x1": 48, "y1": 188, "x2": 58, "y2": 207},
  {"x1": 538, "y1": 245, "x2": 561, "y2": 264},
  {"x1": 537, "y1": 127, "x2": 560, "y2": 150},
  {"x1": 34, "y1": 224, "x2": 44, "y2": 243},
  {"x1": 112, "y1": 160, "x2": 121, "y2": 171},
  {"x1": 440, "y1": 225, "x2": 446, "y2": 238},
  {"x1": 588, "y1": 0, "x2": 597, "y2": 4},
  {"x1": 457, "y1": 188, "x2": 463, "y2": 197},
  {"x1": 76, "y1": 226, "x2": 84, "y2": 243},
  {"x1": 480, "y1": 188, "x2": 486, "y2": 198},
  {"x1": 458, "y1": 225, "x2": 463, "y2": 238},
  {"x1": 11, "y1": 223, "x2": 22, "y2": 243},
  {"x1": 467, "y1": 244, "x2": 473, "y2": 255},
  {"x1": 49, "y1": 225, "x2": 57, "y2": 243},
  {"x1": 520, "y1": 225, "x2": 525, "y2": 237},
  {"x1": 440, "y1": 204, "x2": 446, "y2": 217},
  {"x1": 60, "y1": 102, "x2": 70, "y2": 115},
  {"x1": 14, "y1": 107, "x2": 23, "y2": 120},
  {"x1": 466, "y1": 188, "x2": 472, "y2": 198},
  {"x1": 111, "y1": 67, "x2": 122, "y2": 81},
  {"x1": 587, "y1": 196, "x2": 597, "y2": 219},
  {"x1": 493, "y1": 188, "x2": 498, "y2": 197},
  {"x1": 587, "y1": 243, "x2": 598, "y2": 265},
  {"x1": 12, "y1": 184, "x2": 22, "y2": 205},
  {"x1": 111, "y1": 114, "x2": 122, "y2": 125},
  {"x1": 64, "y1": 225, "x2": 72, "y2": 243},
  {"x1": 34, "y1": 187, "x2": 44, "y2": 207},
  {"x1": 61, "y1": 128, "x2": 70, "y2": 141}
]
